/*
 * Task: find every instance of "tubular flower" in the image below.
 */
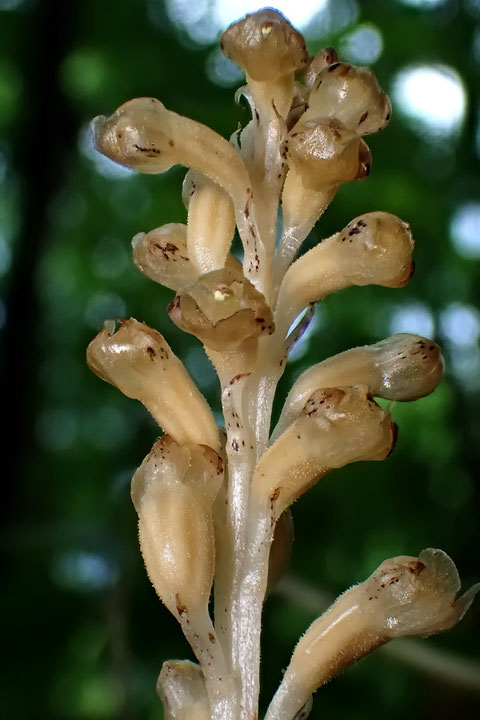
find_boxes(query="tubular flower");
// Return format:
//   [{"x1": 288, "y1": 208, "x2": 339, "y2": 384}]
[
  {"x1": 131, "y1": 435, "x2": 223, "y2": 618},
  {"x1": 86, "y1": 318, "x2": 219, "y2": 450},
  {"x1": 251, "y1": 385, "x2": 395, "y2": 519},
  {"x1": 276, "y1": 211, "x2": 414, "y2": 335},
  {"x1": 265, "y1": 550, "x2": 479, "y2": 720},
  {"x1": 274, "y1": 334, "x2": 444, "y2": 438}
]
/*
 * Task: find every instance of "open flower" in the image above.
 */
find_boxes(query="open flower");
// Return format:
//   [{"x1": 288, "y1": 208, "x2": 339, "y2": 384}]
[
  {"x1": 282, "y1": 118, "x2": 371, "y2": 190},
  {"x1": 304, "y1": 62, "x2": 391, "y2": 135},
  {"x1": 168, "y1": 267, "x2": 274, "y2": 351}
]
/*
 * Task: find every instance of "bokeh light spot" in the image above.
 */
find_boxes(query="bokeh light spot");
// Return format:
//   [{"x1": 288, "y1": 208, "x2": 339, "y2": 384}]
[
  {"x1": 213, "y1": 0, "x2": 327, "y2": 30},
  {"x1": 340, "y1": 23, "x2": 383, "y2": 65},
  {"x1": 37, "y1": 408, "x2": 78, "y2": 452},
  {"x1": 206, "y1": 48, "x2": 244, "y2": 87},
  {"x1": 393, "y1": 65, "x2": 466, "y2": 138},
  {"x1": 51, "y1": 551, "x2": 119, "y2": 592},
  {"x1": 0, "y1": 0, "x2": 27, "y2": 9},
  {"x1": 389, "y1": 301, "x2": 435, "y2": 337},
  {"x1": 92, "y1": 237, "x2": 128, "y2": 279},
  {"x1": 62, "y1": 49, "x2": 107, "y2": 100},
  {"x1": 450, "y1": 203, "x2": 480, "y2": 259},
  {"x1": 440, "y1": 302, "x2": 480, "y2": 348}
]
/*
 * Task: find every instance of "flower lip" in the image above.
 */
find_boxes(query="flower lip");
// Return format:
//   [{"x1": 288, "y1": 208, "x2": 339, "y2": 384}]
[
  {"x1": 168, "y1": 268, "x2": 274, "y2": 351},
  {"x1": 305, "y1": 62, "x2": 392, "y2": 136},
  {"x1": 284, "y1": 118, "x2": 371, "y2": 189},
  {"x1": 361, "y1": 548, "x2": 480, "y2": 638}
]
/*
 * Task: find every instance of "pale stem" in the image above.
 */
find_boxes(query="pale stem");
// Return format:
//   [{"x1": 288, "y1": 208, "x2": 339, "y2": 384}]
[
  {"x1": 212, "y1": 370, "x2": 258, "y2": 712},
  {"x1": 178, "y1": 607, "x2": 237, "y2": 720},
  {"x1": 213, "y1": 75, "x2": 327, "y2": 718},
  {"x1": 273, "y1": 174, "x2": 337, "y2": 300},
  {"x1": 236, "y1": 508, "x2": 280, "y2": 720}
]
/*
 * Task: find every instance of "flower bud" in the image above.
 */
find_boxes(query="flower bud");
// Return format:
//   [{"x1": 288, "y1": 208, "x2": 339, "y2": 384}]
[
  {"x1": 251, "y1": 385, "x2": 395, "y2": 518},
  {"x1": 276, "y1": 211, "x2": 414, "y2": 333},
  {"x1": 168, "y1": 267, "x2": 274, "y2": 351},
  {"x1": 305, "y1": 62, "x2": 391, "y2": 136},
  {"x1": 157, "y1": 660, "x2": 209, "y2": 720},
  {"x1": 132, "y1": 435, "x2": 223, "y2": 617},
  {"x1": 220, "y1": 8, "x2": 308, "y2": 82},
  {"x1": 274, "y1": 334, "x2": 443, "y2": 439},
  {"x1": 304, "y1": 47, "x2": 339, "y2": 88},
  {"x1": 266, "y1": 549, "x2": 478, "y2": 720},
  {"x1": 283, "y1": 118, "x2": 371, "y2": 190},
  {"x1": 86, "y1": 318, "x2": 219, "y2": 450},
  {"x1": 182, "y1": 170, "x2": 236, "y2": 274},
  {"x1": 132, "y1": 223, "x2": 198, "y2": 291}
]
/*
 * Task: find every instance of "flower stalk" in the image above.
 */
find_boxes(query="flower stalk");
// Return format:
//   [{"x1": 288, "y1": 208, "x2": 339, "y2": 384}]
[{"x1": 88, "y1": 8, "x2": 477, "y2": 720}]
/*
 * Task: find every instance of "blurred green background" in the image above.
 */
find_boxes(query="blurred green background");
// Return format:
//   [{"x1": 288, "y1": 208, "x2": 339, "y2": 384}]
[{"x1": 1, "y1": 0, "x2": 479, "y2": 718}]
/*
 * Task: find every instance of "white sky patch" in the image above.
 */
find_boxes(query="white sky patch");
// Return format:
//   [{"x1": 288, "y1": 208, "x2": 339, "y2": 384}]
[
  {"x1": 450, "y1": 203, "x2": 480, "y2": 259},
  {"x1": 213, "y1": 0, "x2": 327, "y2": 30},
  {"x1": 340, "y1": 23, "x2": 383, "y2": 65},
  {"x1": 389, "y1": 301, "x2": 435, "y2": 338},
  {"x1": 165, "y1": 0, "x2": 338, "y2": 45},
  {"x1": 393, "y1": 64, "x2": 467, "y2": 138}
]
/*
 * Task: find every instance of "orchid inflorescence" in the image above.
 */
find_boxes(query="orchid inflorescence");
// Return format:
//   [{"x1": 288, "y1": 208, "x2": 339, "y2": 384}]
[{"x1": 87, "y1": 8, "x2": 478, "y2": 720}]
